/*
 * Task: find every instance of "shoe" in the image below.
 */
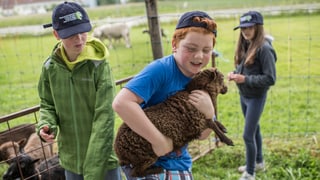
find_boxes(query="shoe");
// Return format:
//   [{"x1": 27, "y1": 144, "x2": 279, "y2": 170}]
[
  {"x1": 239, "y1": 171, "x2": 255, "y2": 180},
  {"x1": 238, "y1": 162, "x2": 265, "y2": 173}
]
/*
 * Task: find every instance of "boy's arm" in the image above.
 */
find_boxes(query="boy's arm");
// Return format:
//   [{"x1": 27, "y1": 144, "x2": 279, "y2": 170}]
[{"x1": 83, "y1": 61, "x2": 116, "y2": 179}]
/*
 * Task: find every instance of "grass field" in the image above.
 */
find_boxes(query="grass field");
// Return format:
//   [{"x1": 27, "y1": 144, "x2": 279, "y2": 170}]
[{"x1": 0, "y1": 0, "x2": 320, "y2": 179}]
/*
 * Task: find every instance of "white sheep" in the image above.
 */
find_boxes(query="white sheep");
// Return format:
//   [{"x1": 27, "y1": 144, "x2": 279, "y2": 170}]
[{"x1": 92, "y1": 23, "x2": 131, "y2": 48}]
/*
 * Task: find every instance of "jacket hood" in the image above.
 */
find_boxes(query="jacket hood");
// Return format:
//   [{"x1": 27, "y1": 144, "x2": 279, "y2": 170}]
[
  {"x1": 53, "y1": 36, "x2": 109, "y2": 62},
  {"x1": 77, "y1": 36, "x2": 109, "y2": 61}
]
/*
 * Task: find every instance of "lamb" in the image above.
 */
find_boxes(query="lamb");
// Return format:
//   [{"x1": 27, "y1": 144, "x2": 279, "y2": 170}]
[
  {"x1": 2, "y1": 154, "x2": 39, "y2": 180},
  {"x1": 0, "y1": 123, "x2": 36, "y2": 162},
  {"x1": 0, "y1": 141, "x2": 21, "y2": 163},
  {"x1": 92, "y1": 23, "x2": 131, "y2": 48},
  {"x1": 2, "y1": 154, "x2": 65, "y2": 180},
  {"x1": 0, "y1": 123, "x2": 35, "y2": 146},
  {"x1": 0, "y1": 133, "x2": 53, "y2": 165},
  {"x1": 114, "y1": 68, "x2": 234, "y2": 177},
  {"x1": 37, "y1": 154, "x2": 65, "y2": 180},
  {"x1": 20, "y1": 133, "x2": 54, "y2": 164}
]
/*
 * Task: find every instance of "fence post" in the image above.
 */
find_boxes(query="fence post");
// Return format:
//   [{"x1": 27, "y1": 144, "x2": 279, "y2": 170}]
[{"x1": 144, "y1": 0, "x2": 163, "y2": 59}]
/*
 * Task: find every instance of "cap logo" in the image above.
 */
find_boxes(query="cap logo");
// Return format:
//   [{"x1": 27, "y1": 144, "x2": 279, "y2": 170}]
[
  {"x1": 59, "y1": 11, "x2": 83, "y2": 24},
  {"x1": 240, "y1": 15, "x2": 252, "y2": 22}
]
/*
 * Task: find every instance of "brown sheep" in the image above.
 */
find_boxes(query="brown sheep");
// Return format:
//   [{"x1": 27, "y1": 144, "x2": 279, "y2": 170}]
[
  {"x1": 0, "y1": 141, "x2": 21, "y2": 163},
  {"x1": 0, "y1": 123, "x2": 35, "y2": 148},
  {"x1": 114, "y1": 68, "x2": 234, "y2": 177},
  {"x1": 20, "y1": 133, "x2": 54, "y2": 165},
  {"x1": 0, "y1": 123, "x2": 35, "y2": 162},
  {"x1": 1, "y1": 133, "x2": 53, "y2": 165}
]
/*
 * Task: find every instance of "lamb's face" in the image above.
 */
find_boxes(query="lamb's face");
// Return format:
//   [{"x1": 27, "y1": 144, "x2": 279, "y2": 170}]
[
  {"x1": 3, "y1": 155, "x2": 37, "y2": 180},
  {"x1": 0, "y1": 141, "x2": 20, "y2": 162},
  {"x1": 186, "y1": 68, "x2": 228, "y2": 97}
]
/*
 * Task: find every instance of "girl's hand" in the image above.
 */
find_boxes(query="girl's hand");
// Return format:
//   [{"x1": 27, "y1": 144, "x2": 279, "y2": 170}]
[
  {"x1": 228, "y1": 72, "x2": 245, "y2": 83},
  {"x1": 227, "y1": 72, "x2": 235, "y2": 81}
]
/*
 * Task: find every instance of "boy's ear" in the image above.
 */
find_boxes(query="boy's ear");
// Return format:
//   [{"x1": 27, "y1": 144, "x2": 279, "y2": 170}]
[
  {"x1": 53, "y1": 30, "x2": 60, "y2": 40},
  {"x1": 171, "y1": 39, "x2": 176, "y2": 49}
]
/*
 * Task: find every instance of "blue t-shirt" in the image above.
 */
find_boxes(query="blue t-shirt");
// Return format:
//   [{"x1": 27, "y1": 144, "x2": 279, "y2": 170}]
[{"x1": 125, "y1": 54, "x2": 193, "y2": 170}]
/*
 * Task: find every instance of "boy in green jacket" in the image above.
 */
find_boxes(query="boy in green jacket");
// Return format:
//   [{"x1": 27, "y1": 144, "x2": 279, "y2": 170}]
[{"x1": 37, "y1": 2, "x2": 121, "y2": 180}]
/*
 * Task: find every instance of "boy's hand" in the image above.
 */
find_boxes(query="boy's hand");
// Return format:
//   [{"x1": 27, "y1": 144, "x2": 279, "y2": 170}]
[
  {"x1": 39, "y1": 125, "x2": 55, "y2": 143},
  {"x1": 188, "y1": 90, "x2": 215, "y2": 119},
  {"x1": 152, "y1": 135, "x2": 173, "y2": 157}
]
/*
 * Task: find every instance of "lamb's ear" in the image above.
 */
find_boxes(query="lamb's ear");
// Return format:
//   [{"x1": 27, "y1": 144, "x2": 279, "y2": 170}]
[
  {"x1": 17, "y1": 138, "x2": 26, "y2": 147},
  {"x1": 32, "y1": 158, "x2": 40, "y2": 164},
  {"x1": 0, "y1": 152, "x2": 4, "y2": 161},
  {"x1": 220, "y1": 85, "x2": 228, "y2": 94}
]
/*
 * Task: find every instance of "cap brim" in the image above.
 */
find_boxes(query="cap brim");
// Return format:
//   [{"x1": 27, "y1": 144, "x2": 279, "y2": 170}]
[
  {"x1": 233, "y1": 22, "x2": 255, "y2": 30},
  {"x1": 57, "y1": 22, "x2": 92, "y2": 39}
]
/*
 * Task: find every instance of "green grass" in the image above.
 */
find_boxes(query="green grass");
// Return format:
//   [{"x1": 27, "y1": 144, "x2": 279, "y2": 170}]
[
  {"x1": 192, "y1": 136, "x2": 320, "y2": 180},
  {"x1": 0, "y1": 0, "x2": 320, "y2": 179}
]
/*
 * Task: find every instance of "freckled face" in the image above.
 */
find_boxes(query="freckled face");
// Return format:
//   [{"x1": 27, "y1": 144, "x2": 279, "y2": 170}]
[
  {"x1": 173, "y1": 31, "x2": 214, "y2": 77},
  {"x1": 241, "y1": 26, "x2": 255, "y2": 41}
]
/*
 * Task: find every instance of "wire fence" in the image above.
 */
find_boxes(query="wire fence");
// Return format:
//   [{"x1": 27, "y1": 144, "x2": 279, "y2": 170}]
[
  {"x1": 1, "y1": 4, "x2": 319, "y2": 134},
  {"x1": 0, "y1": 3, "x2": 320, "y2": 178}
]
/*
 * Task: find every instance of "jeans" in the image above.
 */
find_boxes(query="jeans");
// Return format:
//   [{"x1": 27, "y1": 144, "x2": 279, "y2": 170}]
[
  {"x1": 64, "y1": 166, "x2": 122, "y2": 180},
  {"x1": 240, "y1": 94, "x2": 267, "y2": 175}
]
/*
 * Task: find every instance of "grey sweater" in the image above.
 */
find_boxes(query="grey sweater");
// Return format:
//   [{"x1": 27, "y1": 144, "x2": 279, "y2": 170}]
[{"x1": 235, "y1": 39, "x2": 277, "y2": 98}]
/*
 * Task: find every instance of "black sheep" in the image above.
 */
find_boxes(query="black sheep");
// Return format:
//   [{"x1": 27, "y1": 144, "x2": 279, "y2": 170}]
[
  {"x1": 2, "y1": 154, "x2": 65, "y2": 180},
  {"x1": 38, "y1": 155, "x2": 65, "y2": 180},
  {"x1": 114, "y1": 68, "x2": 234, "y2": 177},
  {"x1": 2, "y1": 154, "x2": 39, "y2": 180}
]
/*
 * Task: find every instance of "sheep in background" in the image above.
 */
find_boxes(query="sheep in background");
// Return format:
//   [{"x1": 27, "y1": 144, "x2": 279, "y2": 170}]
[
  {"x1": 114, "y1": 68, "x2": 234, "y2": 177},
  {"x1": 92, "y1": 23, "x2": 131, "y2": 48},
  {"x1": 142, "y1": 28, "x2": 167, "y2": 38}
]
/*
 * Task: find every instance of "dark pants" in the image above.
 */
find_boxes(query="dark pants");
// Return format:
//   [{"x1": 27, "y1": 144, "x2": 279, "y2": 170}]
[
  {"x1": 240, "y1": 94, "x2": 267, "y2": 175},
  {"x1": 64, "y1": 167, "x2": 122, "y2": 180}
]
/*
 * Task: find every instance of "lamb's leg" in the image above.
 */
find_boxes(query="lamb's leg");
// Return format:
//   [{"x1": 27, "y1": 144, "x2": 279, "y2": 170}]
[
  {"x1": 130, "y1": 157, "x2": 161, "y2": 177},
  {"x1": 143, "y1": 166, "x2": 163, "y2": 176},
  {"x1": 207, "y1": 119, "x2": 234, "y2": 146}
]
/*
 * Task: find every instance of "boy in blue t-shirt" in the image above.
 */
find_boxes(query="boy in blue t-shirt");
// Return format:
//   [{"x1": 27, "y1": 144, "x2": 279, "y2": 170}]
[{"x1": 113, "y1": 11, "x2": 218, "y2": 180}]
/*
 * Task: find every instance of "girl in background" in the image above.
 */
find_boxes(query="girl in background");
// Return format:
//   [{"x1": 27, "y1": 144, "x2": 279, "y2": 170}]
[{"x1": 228, "y1": 11, "x2": 277, "y2": 180}]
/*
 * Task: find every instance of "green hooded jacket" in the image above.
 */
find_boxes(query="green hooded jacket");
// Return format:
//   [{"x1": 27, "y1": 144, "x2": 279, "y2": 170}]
[{"x1": 37, "y1": 37, "x2": 118, "y2": 179}]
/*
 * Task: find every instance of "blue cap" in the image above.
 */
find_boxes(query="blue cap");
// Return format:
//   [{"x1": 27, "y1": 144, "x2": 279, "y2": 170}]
[
  {"x1": 176, "y1": 11, "x2": 217, "y2": 37},
  {"x1": 233, "y1": 11, "x2": 263, "y2": 30},
  {"x1": 45, "y1": 1, "x2": 92, "y2": 39}
]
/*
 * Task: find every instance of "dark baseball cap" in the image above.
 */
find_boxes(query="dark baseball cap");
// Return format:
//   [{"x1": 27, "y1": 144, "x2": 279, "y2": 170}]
[
  {"x1": 43, "y1": 1, "x2": 92, "y2": 39},
  {"x1": 176, "y1": 11, "x2": 217, "y2": 37},
  {"x1": 233, "y1": 11, "x2": 263, "y2": 30}
]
